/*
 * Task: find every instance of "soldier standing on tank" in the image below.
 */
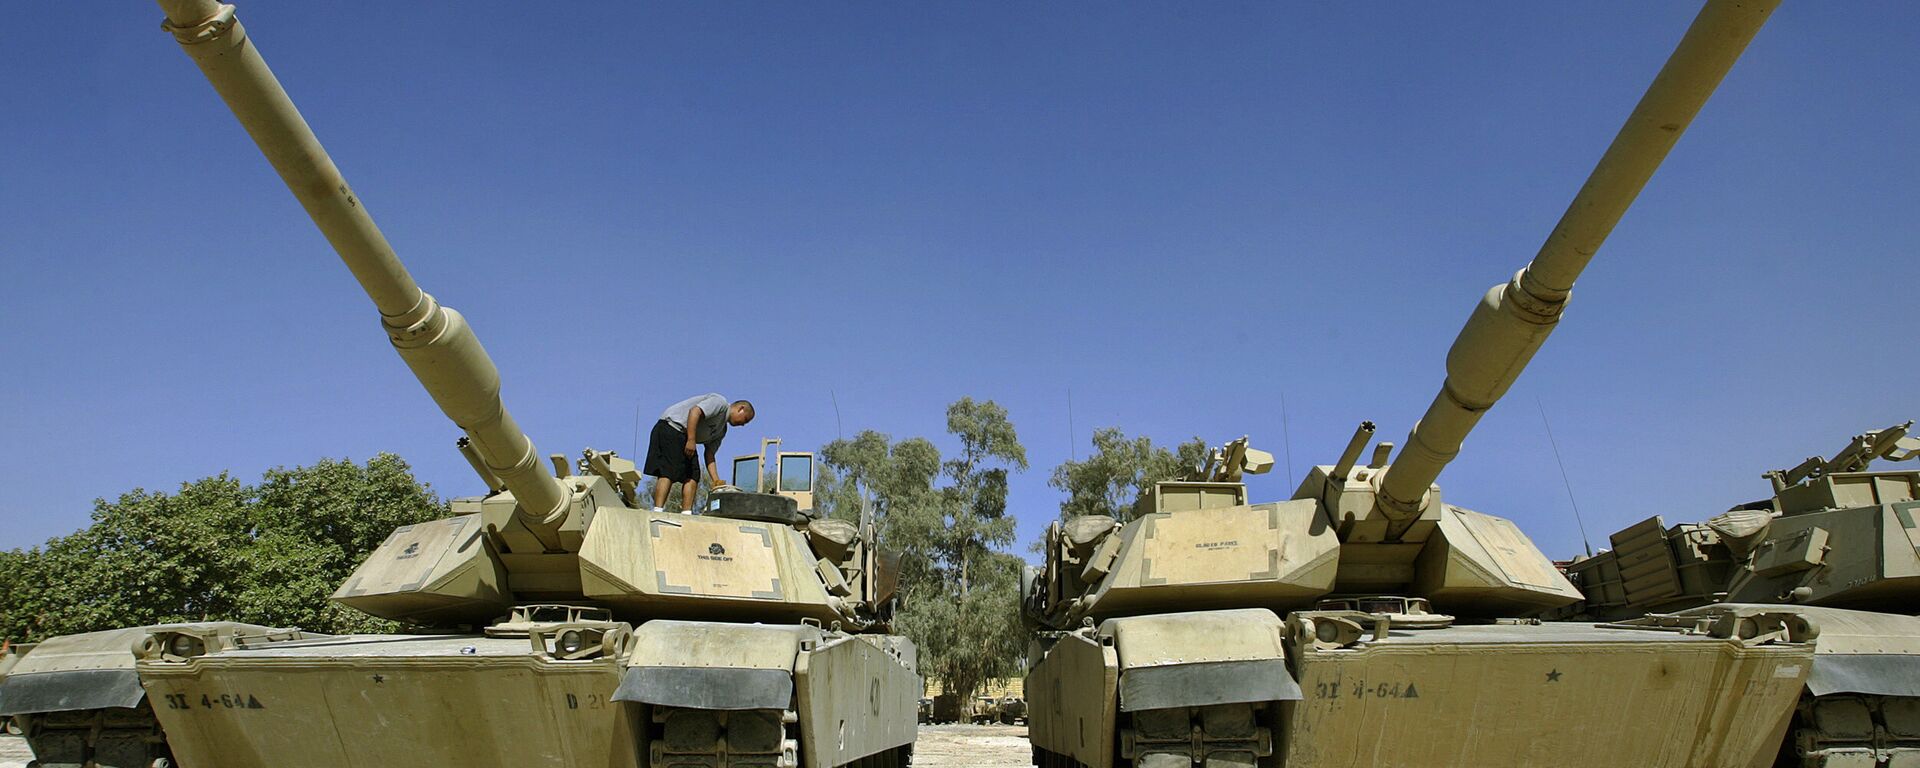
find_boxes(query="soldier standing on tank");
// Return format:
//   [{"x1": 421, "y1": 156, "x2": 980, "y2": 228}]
[{"x1": 646, "y1": 393, "x2": 756, "y2": 513}]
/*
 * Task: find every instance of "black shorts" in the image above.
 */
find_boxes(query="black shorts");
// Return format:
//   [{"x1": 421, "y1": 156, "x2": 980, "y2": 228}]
[{"x1": 643, "y1": 419, "x2": 699, "y2": 483}]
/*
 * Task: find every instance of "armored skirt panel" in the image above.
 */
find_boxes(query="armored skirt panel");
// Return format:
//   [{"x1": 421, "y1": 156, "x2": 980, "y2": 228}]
[
  {"x1": 125, "y1": 623, "x2": 918, "y2": 768},
  {"x1": 1027, "y1": 608, "x2": 1813, "y2": 768}
]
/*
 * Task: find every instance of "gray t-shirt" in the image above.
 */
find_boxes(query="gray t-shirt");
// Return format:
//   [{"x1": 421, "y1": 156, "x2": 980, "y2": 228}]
[{"x1": 661, "y1": 393, "x2": 731, "y2": 450}]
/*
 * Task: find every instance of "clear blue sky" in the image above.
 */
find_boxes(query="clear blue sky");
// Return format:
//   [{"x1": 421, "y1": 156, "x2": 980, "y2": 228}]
[{"x1": 2, "y1": 3, "x2": 1916, "y2": 561}]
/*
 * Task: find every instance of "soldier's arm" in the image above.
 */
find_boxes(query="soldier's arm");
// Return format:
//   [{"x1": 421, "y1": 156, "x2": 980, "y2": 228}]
[{"x1": 683, "y1": 407, "x2": 703, "y2": 454}]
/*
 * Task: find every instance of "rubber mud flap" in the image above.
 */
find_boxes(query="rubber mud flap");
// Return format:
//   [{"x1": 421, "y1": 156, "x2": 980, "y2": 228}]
[
  {"x1": 1807, "y1": 654, "x2": 1920, "y2": 698},
  {"x1": 614, "y1": 666, "x2": 794, "y2": 710},
  {"x1": 0, "y1": 669, "x2": 146, "y2": 715},
  {"x1": 1119, "y1": 659, "x2": 1303, "y2": 712}
]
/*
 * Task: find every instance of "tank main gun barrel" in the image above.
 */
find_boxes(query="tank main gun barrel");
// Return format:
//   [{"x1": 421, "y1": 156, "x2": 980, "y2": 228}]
[
  {"x1": 155, "y1": 0, "x2": 573, "y2": 533},
  {"x1": 1375, "y1": 0, "x2": 1778, "y2": 535}
]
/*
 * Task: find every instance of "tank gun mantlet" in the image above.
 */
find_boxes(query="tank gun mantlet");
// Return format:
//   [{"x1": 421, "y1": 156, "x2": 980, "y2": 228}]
[
  {"x1": 475, "y1": 475, "x2": 613, "y2": 555},
  {"x1": 1293, "y1": 422, "x2": 1579, "y2": 613},
  {"x1": 1309, "y1": 421, "x2": 1445, "y2": 541},
  {"x1": 446, "y1": 448, "x2": 651, "y2": 553},
  {"x1": 1296, "y1": 463, "x2": 1443, "y2": 545}
]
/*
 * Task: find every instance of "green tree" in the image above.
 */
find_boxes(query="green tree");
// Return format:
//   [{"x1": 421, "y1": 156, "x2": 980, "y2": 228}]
[
  {"x1": 236, "y1": 455, "x2": 447, "y2": 632},
  {"x1": 812, "y1": 463, "x2": 863, "y2": 524},
  {"x1": 818, "y1": 398, "x2": 1029, "y2": 704},
  {"x1": 0, "y1": 454, "x2": 444, "y2": 642},
  {"x1": 1050, "y1": 428, "x2": 1207, "y2": 521}
]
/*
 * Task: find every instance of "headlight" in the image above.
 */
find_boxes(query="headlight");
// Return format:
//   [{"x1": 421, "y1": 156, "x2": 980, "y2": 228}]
[
  {"x1": 166, "y1": 634, "x2": 206, "y2": 658},
  {"x1": 556, "y1": 630, "x2": 586, "y2": 655}
]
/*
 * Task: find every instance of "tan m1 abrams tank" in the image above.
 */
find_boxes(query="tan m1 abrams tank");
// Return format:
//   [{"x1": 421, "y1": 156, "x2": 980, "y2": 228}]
[
  {"x1": 0, "y1": 2, "x2": 920, "y2": 767},
  {"x1": 1022, "y1": 2, "x2": 1825, "y2": 766},
  {"x1": 1555, "y1": 422, "x2": 1920, "y2": 766}
]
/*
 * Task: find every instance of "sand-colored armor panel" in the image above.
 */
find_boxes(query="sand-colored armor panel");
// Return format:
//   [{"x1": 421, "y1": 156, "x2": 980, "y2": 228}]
[
  {"x1": 796, "y1": 635, "x2": 921, "y2": 768},
  {"x1": 1026, "y1": 632, "x2": 1119, "y2": 768},
  {"x1": 1282, "y1": 616, "x2": 1810, "y2": 767},
  {"x1": 1082, "y1": 501, "x2": 1338, "y2": 619},
  {"x1": 140, "y1": 636, "x2": 635, "y2": 768},
  {"x1": 331, "y1": 515, "x2": 509, "y2": 625}
]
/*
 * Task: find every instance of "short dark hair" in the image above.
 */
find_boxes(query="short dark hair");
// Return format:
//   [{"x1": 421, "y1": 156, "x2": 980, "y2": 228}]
[{"x1": 735, "y1": 400, "x2": 755, "y2": 420}]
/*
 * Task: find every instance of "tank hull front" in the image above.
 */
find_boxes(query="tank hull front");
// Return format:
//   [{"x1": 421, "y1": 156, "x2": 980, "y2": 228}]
[
  {"x1": 1026, "y1": 608, "x2": 1812, "y2": 768},
  {"x1": 140, "y1": 634, "x2": 635, "y2": 767},
  {"x1": 6, "y1": 620, "x2": 918, "y2": 768}
]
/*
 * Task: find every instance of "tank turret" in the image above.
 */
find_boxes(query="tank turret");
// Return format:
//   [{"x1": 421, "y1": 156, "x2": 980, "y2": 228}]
[{"x1": 1562, "y1": 421, "x2": 1920, "y2": 618}]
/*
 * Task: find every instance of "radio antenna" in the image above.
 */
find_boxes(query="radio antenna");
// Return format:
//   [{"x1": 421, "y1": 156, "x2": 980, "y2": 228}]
[
  {"x1": 1068, "y1": 388, "x2": 1078, "y2": 461},
  {"x1": 830, "y1": 388, "x2": 844, "y2": 439},
  {"x1": 1280, "y1": 391, "x2": 1296, "y2": 489},
  {"x1": 1537, "y1": 397, "x2": 1594, "y2": 557}
]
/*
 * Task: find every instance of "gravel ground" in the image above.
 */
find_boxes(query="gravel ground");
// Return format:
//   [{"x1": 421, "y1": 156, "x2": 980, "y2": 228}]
[
  {"x1": 0, "y1": 725, "x2": 1036, "y2": 768},
  {"x1": 914, "y1": 724, "x2": 1033, "y2": 768},
  {"x1": 0, "y1": 734, "x2": 28, "y2": 768}
]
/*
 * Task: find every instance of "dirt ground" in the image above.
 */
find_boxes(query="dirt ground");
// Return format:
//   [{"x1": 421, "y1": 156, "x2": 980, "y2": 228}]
[
  {"x1": 914, "y1": 724, "x2": 1034, "y2": 768},
  {"x1": 0, "y1": 725, "x2": 1035, "y2": 768},
  {"x1": 0, "y1": 734, "x2": 28, "y2": 768}
]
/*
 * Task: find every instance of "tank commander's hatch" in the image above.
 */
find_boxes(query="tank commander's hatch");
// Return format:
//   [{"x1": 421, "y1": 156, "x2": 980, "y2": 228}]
[{"x1": 709, "y1": 492, "x2": 812, "y2": 526}]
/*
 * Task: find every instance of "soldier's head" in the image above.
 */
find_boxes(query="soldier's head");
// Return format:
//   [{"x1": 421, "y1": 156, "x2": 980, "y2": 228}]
[{"x1": 729, "y1": 400, "x2": 756, "y2": 426}]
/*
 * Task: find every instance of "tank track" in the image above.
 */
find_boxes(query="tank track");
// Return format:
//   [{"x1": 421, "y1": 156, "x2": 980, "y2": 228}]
[
  {"x1": 1787, "y1": 694, "x2": 1920, "y2": 767},
  {"x1": 1035, "y1": 702, "x2": 1275, "y2": 768},
  {"x1": 646, "y1": 706, "x2": 909, "y2": 768},
  {"x1": 15, "y1": 701, "x2": 172, "y2": 768}
]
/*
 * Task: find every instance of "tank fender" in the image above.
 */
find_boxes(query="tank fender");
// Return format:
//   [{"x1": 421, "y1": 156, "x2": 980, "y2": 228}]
[
  {"x1": 1720, "y1": 605, "x2": 1920, "y2": 697},
  {"x1": 614, "y1": 666, "x2": 795, "y2": 710},
  {"x1": 1806, "y1": 654, "x2": 1920, "y2": 698},
  {"x1": 1104, "y1": 608, "x2": 1302, "y2": 712},
  {"x1": 0, "y1": 622, "x2": 281, "y2": 715},
  {"x1": 0, "y1": 668, "x2": 144, "y2": 715},
  {"x1": 613, "y1": 620, "x2": 822, "y2": 710}
]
